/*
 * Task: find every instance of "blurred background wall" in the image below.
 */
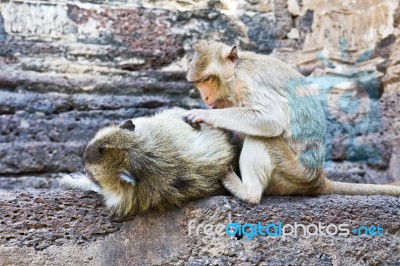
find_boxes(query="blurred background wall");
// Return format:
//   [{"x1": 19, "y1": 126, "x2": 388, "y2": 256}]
[{"x1": 0, "y1": 0, "x2": 399, "y2": 191}]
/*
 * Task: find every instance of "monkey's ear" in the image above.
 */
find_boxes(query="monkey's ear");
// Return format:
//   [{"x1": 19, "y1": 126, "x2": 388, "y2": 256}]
[
  {"x1": 119, "y1": 171, "x2": 136, "y2": 185},
  {"x1": 227, "y1": 45, "x2": 238, "y2": 62},
  {"x1": 119, "y1": 120, "x2": 135, "y2": 131}
]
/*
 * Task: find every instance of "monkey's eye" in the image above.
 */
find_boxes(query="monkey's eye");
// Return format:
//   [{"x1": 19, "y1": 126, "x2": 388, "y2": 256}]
[
  {"x1": 98, "y1": 146, "x2": 105, "y2": 154},
  {"x1": 202, "y1": 76, "x2": 213, "y2": 83}
]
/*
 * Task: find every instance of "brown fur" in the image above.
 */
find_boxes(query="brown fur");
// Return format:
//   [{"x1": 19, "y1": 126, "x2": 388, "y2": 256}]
[
  {"x1": 61, "y1": 109, "x2": 234, "y2": 217},
  {"x1": 185, "y1": 40, "x2": 400, "y2": 202}
]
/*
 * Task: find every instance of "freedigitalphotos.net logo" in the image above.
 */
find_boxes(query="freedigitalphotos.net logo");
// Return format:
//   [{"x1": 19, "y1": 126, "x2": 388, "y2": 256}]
[{"x1": 188, "y1": 220, "x2": 384, "y2": 241}]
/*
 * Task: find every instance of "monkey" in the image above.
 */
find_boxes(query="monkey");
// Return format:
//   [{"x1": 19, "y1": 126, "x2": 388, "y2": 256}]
[
  {"x1": 185, "y1": 40, "x2": 400, "y2": 203},
  {"x1": 60, "y1": 108, "x2": 234, "y2": 217}
]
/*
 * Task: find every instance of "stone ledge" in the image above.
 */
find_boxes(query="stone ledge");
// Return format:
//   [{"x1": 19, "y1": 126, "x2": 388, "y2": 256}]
[{"x1": 0, "y1": 191, "x2": 399, "y2": 265}]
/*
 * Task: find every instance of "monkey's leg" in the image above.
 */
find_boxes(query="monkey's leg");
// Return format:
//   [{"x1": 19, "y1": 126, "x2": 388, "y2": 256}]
[{"x1": 222, "y1": 136, "x2": 273, "y2": 204}]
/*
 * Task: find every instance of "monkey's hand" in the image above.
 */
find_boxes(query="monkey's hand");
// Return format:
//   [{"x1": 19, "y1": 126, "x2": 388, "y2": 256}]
[
  {"x1": 60, "y1": 173, "x2": 100, "y2": 192},
  {"x1": 184, "y1": 109, "x2": 212, "y2": 128}
]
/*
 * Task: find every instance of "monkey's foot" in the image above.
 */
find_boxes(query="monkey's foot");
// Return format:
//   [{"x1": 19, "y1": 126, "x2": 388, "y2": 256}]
[
  {"x1": 221, "y1": 166, "x2": 262, "y2": 204},
  {"x1": 221, "y1": 166, "x2": 243, "y2": 196}
]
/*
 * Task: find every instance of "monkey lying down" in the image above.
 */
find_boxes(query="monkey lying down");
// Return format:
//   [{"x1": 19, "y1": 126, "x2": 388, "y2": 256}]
[
  {"x1": 61, "y1": 109, "x2": 233, "y2": 217},
  {"x1": 61, "y1": 108, "x2": 400, "y2": 217}
]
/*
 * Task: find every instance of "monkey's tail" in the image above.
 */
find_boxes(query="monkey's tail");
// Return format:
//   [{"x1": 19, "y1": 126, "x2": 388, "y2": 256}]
[{"x1": 320, "y1": 179, "x2": 400, "y2": 196}]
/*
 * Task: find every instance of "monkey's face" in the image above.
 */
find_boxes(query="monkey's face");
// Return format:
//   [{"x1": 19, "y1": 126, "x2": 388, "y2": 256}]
[
  {"x1": 187, "y1": 41, "x2": 239, "y2": 109},
  {"x1": 83, "y1": 120, "x2": 137, "y2": 195},
  {"x1": 193, "y1": 75, "x2": 226, "y2": 108}
]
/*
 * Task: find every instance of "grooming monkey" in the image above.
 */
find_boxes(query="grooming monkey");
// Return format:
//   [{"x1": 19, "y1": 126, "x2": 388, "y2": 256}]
[
  {"x1": 185, "y1": 40, "x2": 400, "y2": 203},
  {"x1": 61, "y1": 109, "x2": 233, "y2": 216}
]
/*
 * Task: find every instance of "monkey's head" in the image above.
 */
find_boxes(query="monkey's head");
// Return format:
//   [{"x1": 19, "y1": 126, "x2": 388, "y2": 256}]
[
  {"x1": 85, "y1": 120, "x2": 136, "y2": 179},
  {"x1": 82, "y1": 120, "x2": 138, "y2": 209},
  {"x1": 187, "y1": 40, "x2": 239, "y2": 109}
]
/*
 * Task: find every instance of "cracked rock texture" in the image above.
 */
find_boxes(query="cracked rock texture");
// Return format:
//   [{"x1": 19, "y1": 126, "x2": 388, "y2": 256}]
[
  {"x1": 0, "y1": 0, "x2": 399, "y2": 264},
  {"x1": 0, "y1": 192, "x2": 399, "y2": 265},
  {"x1": 0, "y1": 0, "x2": 399, "y2": 188}
]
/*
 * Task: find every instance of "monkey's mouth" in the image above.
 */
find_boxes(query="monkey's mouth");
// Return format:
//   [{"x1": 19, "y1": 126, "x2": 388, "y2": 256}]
[
  {"x1": 84, "y1": 167, "x2": 98, "y2": 184},
  {"x1": 207, "y1": 100, "x2": 224, "y2": 109}
]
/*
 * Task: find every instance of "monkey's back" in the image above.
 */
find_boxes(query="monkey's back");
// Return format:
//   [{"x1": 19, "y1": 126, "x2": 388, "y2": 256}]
[{"x1": 128, "y1": 109, "x2": 234, "y2": 213}]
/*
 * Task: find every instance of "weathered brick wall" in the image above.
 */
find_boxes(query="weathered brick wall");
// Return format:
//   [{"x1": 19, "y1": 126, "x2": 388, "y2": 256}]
[
  {"x1": 0, "y1": 1, "x2": 400, "y2": 265},
  {"x1": 0, "y1": 192, "x2": 399, "y2": 265},
  {"x1": 1, "y1": 0, "x2": 399, "y2": 190}
]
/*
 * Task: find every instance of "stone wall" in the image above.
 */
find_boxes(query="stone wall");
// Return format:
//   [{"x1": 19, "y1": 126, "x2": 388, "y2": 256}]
[
  {"x1": 0, "y1": 0, "x2": 399, "y2": 189},
  {"x1": 0, "y1": 192, "x2": 399, "y2": 265},
  {"x1": 0, "y1": 0, "x2": 400, "y2": 264}
]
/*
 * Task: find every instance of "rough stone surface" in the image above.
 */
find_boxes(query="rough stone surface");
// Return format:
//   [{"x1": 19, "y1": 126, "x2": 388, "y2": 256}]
[
  {"x1": 0, "y1": 90, "x2": 189, "y2": 174},
  {"x1": 0, "y1": 192, "x2": 399, "y2": 265},
  {"x1": 0, "y1": 0, "x2": 399, "y2": 185},
  {"x1": 0, "y1": 0, "x2": 400, "y2": 264}
]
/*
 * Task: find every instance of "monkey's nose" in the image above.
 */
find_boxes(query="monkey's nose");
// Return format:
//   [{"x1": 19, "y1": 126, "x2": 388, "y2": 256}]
[{"x1": 119, "y1": 120, "x2": 136, "y2": 131}]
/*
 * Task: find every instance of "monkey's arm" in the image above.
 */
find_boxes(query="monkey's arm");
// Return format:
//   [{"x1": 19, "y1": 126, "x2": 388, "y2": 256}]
[
  {"x1": 185, "y1": 107, "x2": 286, "y2": 137},
  {"x1": 60, "y1": 174, "x2": 101, "y2": 192}
]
